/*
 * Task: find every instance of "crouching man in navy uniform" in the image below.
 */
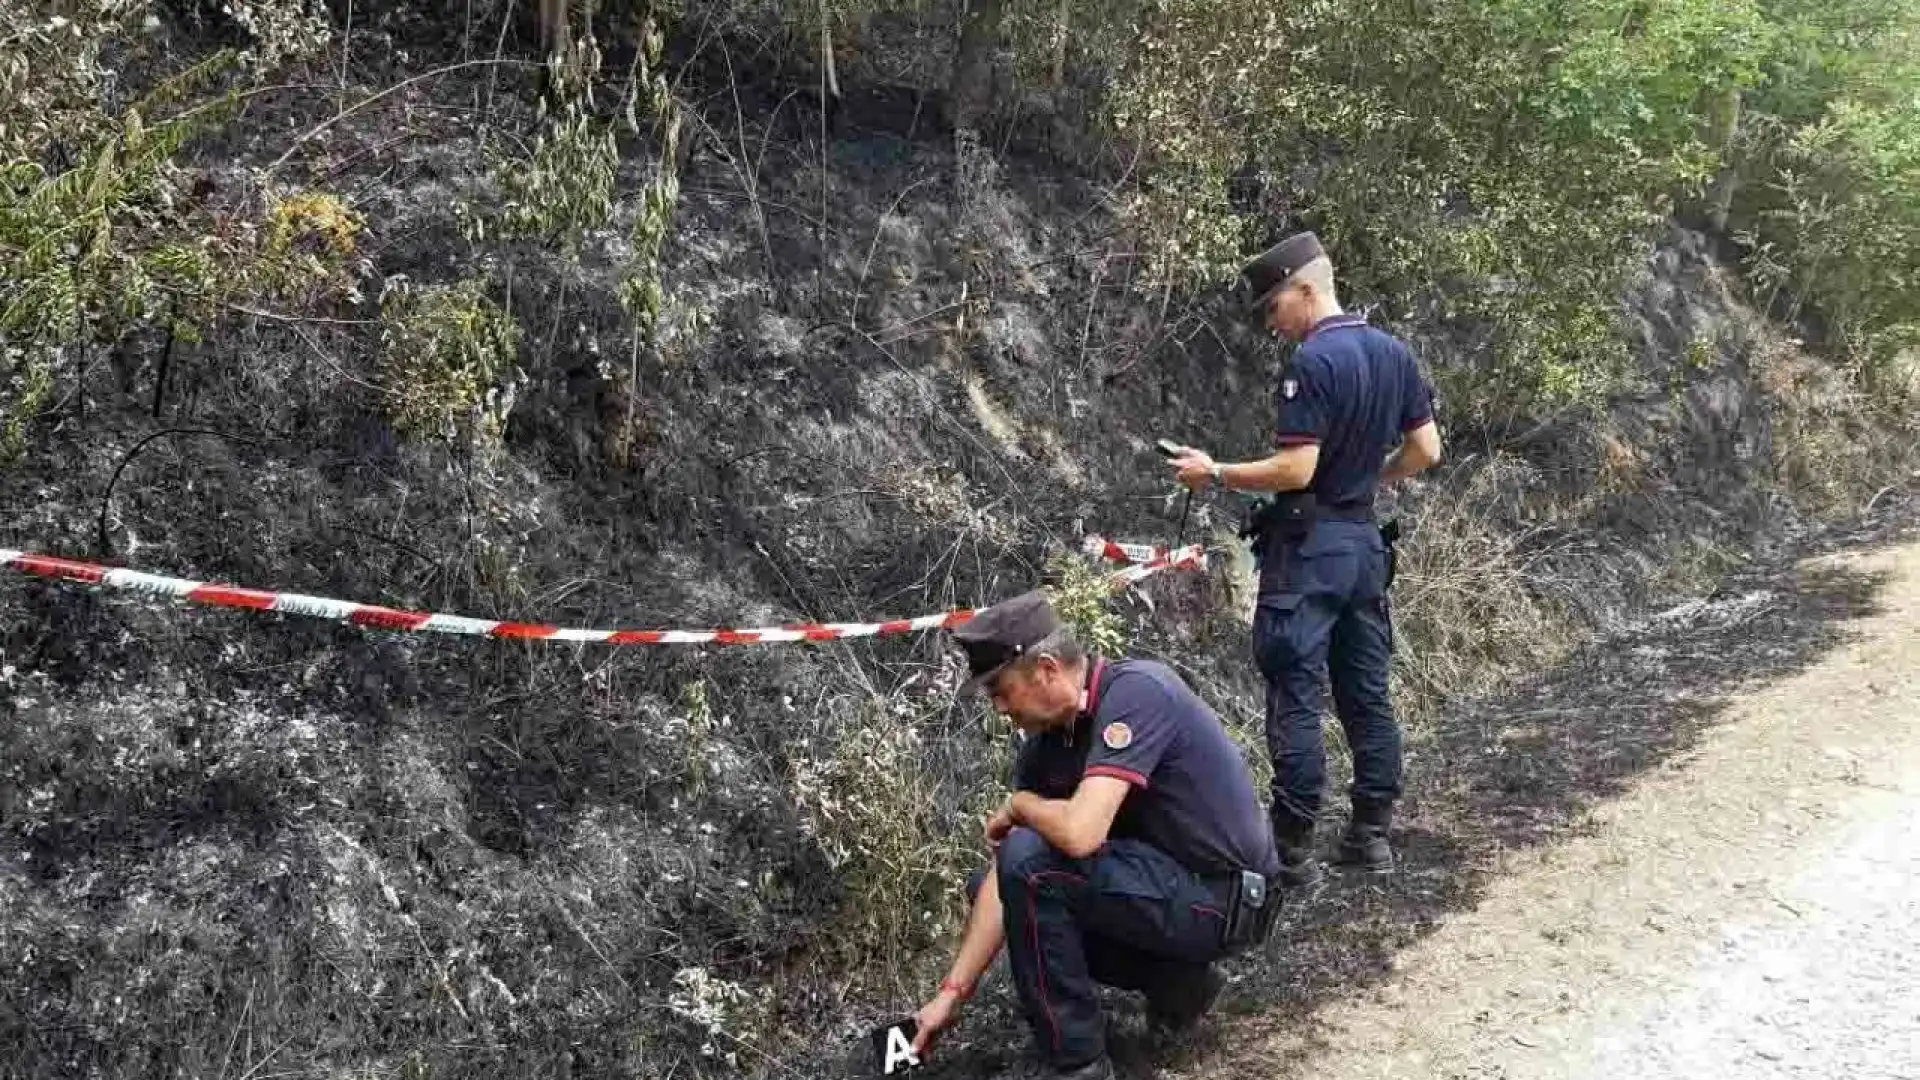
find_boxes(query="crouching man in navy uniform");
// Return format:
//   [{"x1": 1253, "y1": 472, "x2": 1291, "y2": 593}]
[{"x1": 910, "y1": 591, "x2": 1281, "y2": 1079}]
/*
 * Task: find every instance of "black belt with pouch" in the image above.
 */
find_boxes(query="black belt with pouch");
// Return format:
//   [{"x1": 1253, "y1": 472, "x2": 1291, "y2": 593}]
[
  {"x1": 1219, "y1": 869, "x2": 1278, "y2": 953},
  {"x1": 1244, "y1": 496, "x2": 1403, "y2": 595},
  {"x1": 1240, "y1": 491, "x2": 1319, "y2": 563}
]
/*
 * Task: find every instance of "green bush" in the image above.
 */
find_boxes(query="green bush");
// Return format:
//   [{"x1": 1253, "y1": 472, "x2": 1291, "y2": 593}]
[
  {"x1": 1735, "y1": 10, "x2": 1920, "y2": 379},
  {"x1": 786, "y1": 697, "x2": 984, "y2": 981},
  {"x1": 0, "y1": 39, "x2": 242, "y2": 455},
  {"x1": 379, "y1": 277, "x2": 523, "y2": 444},
  {"x1": 0, "y1": 1, "x2": 352, "y2": 458},
  {"x1": 1098, "y1": 0, "x2": 1778, "y2": 418},
  {"x1": 1042, "y1": 549, "x2": 1127, "y2": 656},
  {"x1": 487, "y1": 106, "x2": 620, "y2": 245}
]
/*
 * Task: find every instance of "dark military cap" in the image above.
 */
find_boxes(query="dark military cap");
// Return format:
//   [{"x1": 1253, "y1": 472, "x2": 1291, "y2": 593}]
[
  {"x1": 1240, "y1": 231, "x2": 1327, "y2": 313},
  {"x1": 952, "y1": 589, "x2": 1060, "y2": 694}
]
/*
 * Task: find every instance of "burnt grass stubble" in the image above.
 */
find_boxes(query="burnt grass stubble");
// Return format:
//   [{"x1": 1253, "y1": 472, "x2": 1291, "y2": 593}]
[{"x1": 2, "y1": 45, "x2": 1917, "y2": 1080}]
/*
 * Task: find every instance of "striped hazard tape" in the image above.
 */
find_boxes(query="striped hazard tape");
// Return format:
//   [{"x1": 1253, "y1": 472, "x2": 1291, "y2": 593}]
[
  {"x1": 1083, "y1": 535, "x2": 1174, "y2": 566},
  {"x1": 0, "y1": 540, "x2": 1204, "y2": 647}
]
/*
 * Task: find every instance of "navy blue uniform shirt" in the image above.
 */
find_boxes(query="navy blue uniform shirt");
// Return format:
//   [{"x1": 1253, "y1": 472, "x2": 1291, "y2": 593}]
[
  {"x1": 1012, "y1": 658, "x2": 1280, "y2": 878},
  {"x1": 1276, "y1": 314, "x2": 1434, "y2": 515}
]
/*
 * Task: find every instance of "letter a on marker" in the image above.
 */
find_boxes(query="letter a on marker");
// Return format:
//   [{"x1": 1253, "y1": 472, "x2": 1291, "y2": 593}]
[{"x1": 883, "y1": 1026, "x2": 919, "y2": 1074}]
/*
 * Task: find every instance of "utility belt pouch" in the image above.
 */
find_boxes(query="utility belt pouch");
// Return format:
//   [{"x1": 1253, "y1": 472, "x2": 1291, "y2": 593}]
[
  {"x1": 1238, "y1": 496, "x2": 1271, "y2": 537},
  {"x1": 1222, "y1": 869, "x2": 1274, "y2": 953},
  {"x1": 1264, "y1": 492, "x2": 1318, "y2": 546},
  {"x1": 1243, "y1": 492, "x2": 1318, "y2": 564},
  {"x1": 1380, "y1": 517, "x2": 1402, "y2": 591}
]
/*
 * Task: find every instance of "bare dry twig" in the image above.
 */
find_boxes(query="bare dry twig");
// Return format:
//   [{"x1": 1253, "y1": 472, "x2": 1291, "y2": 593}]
[{"x1": 270, "y1": 59, "x2": 538, "y2": 175}]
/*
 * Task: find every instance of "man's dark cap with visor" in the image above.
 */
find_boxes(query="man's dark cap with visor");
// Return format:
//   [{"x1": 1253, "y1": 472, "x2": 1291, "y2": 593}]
[
  {"x1": 952, "y1": 590, "x2": 1060, "y2": 695},
  {"x1": 1239, "y1": 231, "x2": 1326, "y2": 313}
]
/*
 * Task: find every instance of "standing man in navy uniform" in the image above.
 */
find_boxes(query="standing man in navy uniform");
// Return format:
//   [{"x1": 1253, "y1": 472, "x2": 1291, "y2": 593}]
[
  {"x1": 909, "y1": 591, "x2": 1281, "y2": 1079},
  {"x1": 1168, "y1": 232, "x2": 1443, "y2": 885}
]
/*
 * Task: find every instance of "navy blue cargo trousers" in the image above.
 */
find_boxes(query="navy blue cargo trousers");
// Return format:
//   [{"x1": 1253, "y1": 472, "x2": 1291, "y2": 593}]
[
  {"x1": 1252, "y1": 518, "x2": 1403, "y2": 830},
  {"x1": 970, "y1": 828, "x2": 1230, "y2": 1069}
]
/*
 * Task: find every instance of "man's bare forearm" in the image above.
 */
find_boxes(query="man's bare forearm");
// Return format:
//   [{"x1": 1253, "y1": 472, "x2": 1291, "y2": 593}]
[
  {"x1": 1221, "y1": 457, "x2": 1310, "y2": 494},
  {"x1": 1383, "y1": 423, "x2": 1442, "y2": 483},
  {"x1": 1382, "y1": 447, "x2": 1419, "y2": 483},
  {"x1": 940, "y1": 863, "x2": 1005, "y2": 991},
  {"x1": 1009, "y1": 791, "x2": 1093, "y2": 857}
]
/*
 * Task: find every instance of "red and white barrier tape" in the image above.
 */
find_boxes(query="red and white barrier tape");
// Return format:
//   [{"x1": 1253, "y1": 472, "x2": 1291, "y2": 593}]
[
  {"x1": 1105, "y1": 549, "x2": 1204, "y2": 587},
  {"x1": 1083, "y1": 536, "x2": 1174, "y2": 567},
  {"x1": 0, "y1": 541, "x2": 1203, "y2": 647}
]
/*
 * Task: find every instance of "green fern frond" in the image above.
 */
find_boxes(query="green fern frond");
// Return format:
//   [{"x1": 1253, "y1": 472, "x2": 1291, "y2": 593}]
[{"x1": 133, "y1": 50, "x2": 241, "y2": 116}]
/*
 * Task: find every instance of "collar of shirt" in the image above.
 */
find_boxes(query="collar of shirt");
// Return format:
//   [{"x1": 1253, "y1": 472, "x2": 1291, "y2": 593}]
[
  {"x1": 1304, "y1": 312, "x2": 1368, "y2": 341},
  {"x1": 1047, "y1": 658, "x2": 1108, "y2": 749},
  {"x1": 1077, "y1": 657, "x2": 1109, "y2": 721}
]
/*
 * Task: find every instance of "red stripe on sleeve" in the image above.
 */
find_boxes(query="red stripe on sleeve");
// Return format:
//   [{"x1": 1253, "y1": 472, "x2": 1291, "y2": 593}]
[
  {"x1": 1276, "y1": 434, "x2": 1322, "y2": 446},
  {"x1": 1402, "y1": 414, "x2": 1433, "y2": 432},
  {"x1": 1084, "y1": 765, "x2": 1150, "y2": 789}
]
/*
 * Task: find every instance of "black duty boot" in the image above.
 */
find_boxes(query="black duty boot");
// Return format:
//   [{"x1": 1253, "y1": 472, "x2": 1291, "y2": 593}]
[
  {"x1": 1335, "y1": 800, "x2": 1394, "y2": 873},
  {"x1": 1272, "y1": 812, "x2": 1324, "y2": 891},
  {"x1": 1052, "y1": 1057, "x2": 1116, "y2": 1080},
  {"x1": 1146, "y1": 965, "x2": 1227, "y2": 1033}
]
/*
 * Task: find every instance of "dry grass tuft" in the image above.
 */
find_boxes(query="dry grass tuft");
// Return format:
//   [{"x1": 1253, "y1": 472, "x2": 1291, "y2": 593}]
[
  {"x1": 1759, "y1": 337, "x2": 1914, "y2": 515},
  {"x1": 1389, "y1": 460, "x2": 1574, "y2": 729},
  {"x1": 786, "y1": 695, "x2": 995, "y2": 994}
]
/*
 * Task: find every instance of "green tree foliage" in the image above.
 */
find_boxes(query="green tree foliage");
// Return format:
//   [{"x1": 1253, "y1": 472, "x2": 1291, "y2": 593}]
[
  {"x1": 1736, "y1": 0, "x2": 1920, "y2": 389},
  {"x1": 719, "y1": 0, "x2": 1912, "y2": 422},
  {"x1": 1096, "y1": 0, "x2": 1780, "y2": 419},
  {"x1": 1094, "y1": 0, "x2": 1915, "y2": 419}
]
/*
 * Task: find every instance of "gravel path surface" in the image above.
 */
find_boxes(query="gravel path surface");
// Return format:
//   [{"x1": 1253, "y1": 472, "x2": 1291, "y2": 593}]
[
  {"x1": 1586, "y1": 790, "x2": 1920, "y2": 1080},
  {"x1": 1221, "y1": 538, "x2": 1920, "y2": 1080}
]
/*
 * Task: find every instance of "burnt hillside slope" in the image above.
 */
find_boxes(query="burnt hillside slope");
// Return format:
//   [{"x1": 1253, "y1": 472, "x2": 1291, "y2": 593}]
[{"x1": 1, "y1": 18, "x2": 1914, "y2": 1079}]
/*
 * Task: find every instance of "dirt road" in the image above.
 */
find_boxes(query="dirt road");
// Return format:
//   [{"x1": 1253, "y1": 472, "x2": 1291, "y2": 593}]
[{"x1": 1221, "y1": 539, "x2": 1920, "y2": 1080}]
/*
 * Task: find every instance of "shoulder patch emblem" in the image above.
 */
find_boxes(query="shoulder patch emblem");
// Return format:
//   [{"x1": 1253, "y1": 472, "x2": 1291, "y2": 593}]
[
  {"x1": 1282, "y1": 378, "x2": 1299, "y2": 400},
  {"x1": 1101, "y1": 722, "x2": 1133, "y2": 751}
]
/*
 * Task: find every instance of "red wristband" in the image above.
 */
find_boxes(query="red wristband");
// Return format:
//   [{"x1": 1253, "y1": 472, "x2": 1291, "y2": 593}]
[{"x1": 939, "y1": 978, "x2": 974, "y2": 1000}]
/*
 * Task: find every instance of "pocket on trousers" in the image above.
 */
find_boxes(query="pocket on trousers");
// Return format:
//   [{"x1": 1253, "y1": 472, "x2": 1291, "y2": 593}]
[
  {"x1": 1352, "y1": 545, "x2": 1391, "y2": 602},
  {"x1": 1253, "y1": 596, "x2": 1302, "y2": 679},
  {"x1": 1079, "y1": 843, "x2": 1222, "y2": 957},
  {"x1": 1088, "y1": 842, "x2": 1182, "y2": 899}
]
